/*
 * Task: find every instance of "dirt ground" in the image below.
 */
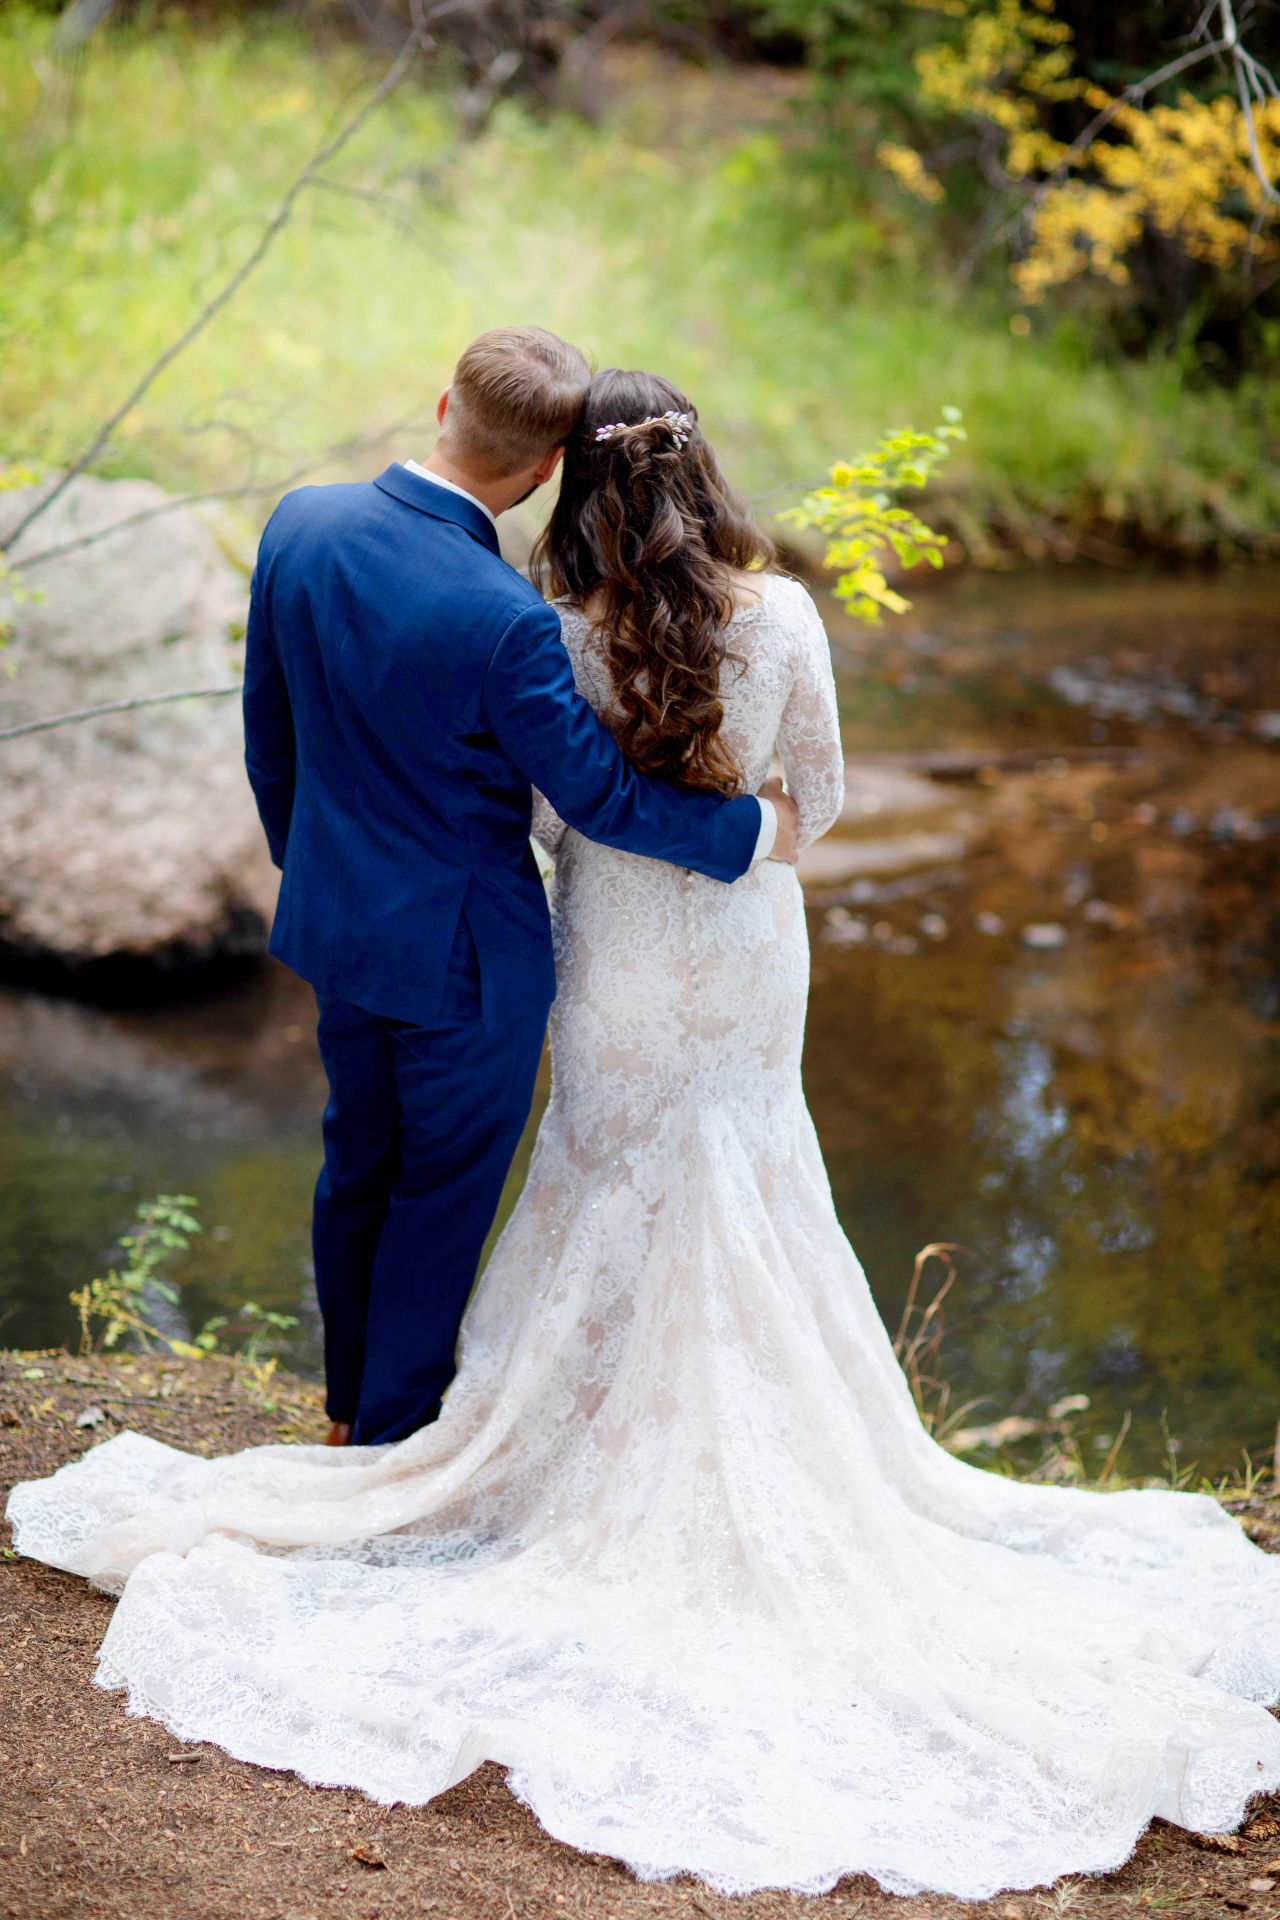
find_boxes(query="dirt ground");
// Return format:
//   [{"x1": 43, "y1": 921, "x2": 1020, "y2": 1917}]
[{"x1": 2, "y1": 1350, "x2": 1278, "y2": 1920}]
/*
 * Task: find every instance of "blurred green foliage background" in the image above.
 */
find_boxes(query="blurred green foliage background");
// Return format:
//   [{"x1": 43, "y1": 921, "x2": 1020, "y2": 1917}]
[{"x1": 2, "y1": 1, "x2": 1278, "y2": 555}]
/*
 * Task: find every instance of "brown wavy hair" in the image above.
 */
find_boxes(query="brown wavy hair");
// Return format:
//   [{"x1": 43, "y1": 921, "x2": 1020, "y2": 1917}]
[{"x1": 531, "y1": 370, "x2": 776, "y2": 798}]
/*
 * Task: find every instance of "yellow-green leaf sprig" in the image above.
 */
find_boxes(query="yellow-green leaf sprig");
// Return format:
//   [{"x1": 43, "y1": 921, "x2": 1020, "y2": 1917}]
[
  {"x1": 783, "y1": 410, "x2": 964, "y2": 621},
  {"x1": 72, "y1": 1193, "x2": 203, "y2": 1356}
]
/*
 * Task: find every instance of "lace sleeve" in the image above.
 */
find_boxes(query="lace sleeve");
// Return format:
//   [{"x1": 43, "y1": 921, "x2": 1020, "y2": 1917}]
[
  {"x1": 531, "y1": 790, "x2": 568, "y2": 857},
  {"x1": 775, "y1": 584, "x2": 845, "y2": 849}
]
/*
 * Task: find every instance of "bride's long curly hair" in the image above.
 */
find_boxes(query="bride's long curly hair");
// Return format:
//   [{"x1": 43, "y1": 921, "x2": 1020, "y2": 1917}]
[{"x1": 531, "y1": 370, "x2": 776, "y2": 798}]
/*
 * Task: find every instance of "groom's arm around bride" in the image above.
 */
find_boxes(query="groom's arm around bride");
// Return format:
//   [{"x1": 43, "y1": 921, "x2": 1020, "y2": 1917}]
[{"x1": 243, "y1": 325, "x2": 796, "y2": 1449}]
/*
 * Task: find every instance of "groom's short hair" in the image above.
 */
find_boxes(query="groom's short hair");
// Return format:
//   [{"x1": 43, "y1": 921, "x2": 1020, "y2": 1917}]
[{"x1": 442, "y1": 327, "x2": 590, "y2": 478}]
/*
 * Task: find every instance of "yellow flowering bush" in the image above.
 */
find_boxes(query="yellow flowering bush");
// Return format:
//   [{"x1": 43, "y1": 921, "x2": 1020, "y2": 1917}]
[
  {"x1": 1015, "y1": 92, "x2": 1280, "y2": 301},
  {"x1": 877, "y1": 141, "x2": 946, "y2": 205},
  {"x1": 879, "y1": 0, "x2": 1280, "y2": 304}
]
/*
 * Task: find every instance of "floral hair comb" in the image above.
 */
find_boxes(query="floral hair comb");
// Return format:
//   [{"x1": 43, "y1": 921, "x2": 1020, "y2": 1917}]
[{"x1": 593, "y1": 410, "x2": 695, "y2": 451}]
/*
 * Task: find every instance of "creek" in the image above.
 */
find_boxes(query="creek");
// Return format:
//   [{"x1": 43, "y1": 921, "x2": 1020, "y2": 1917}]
[{"x1": 2, "y1": 564, "x2": 1277, "y2": 1479}]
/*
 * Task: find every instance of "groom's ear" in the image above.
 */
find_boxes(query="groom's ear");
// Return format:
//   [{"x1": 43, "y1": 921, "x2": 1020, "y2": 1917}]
[
  {"x1": 436, "y1": 388, "x2": 451, "y2": 426},
  {"x1": 531, "y1": 445, "x2": 564, "y2": 488}
]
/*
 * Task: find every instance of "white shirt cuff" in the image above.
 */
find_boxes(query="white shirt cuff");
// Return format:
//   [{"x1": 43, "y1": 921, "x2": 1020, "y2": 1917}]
[{"x1": 752, "y1": 797, "x2": 778, "y2": 863}]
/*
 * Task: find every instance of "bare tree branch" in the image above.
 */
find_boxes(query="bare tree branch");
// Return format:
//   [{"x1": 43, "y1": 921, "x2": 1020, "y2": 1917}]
[
  {"x1": 1179, "y1": 0, "x2": 1224, "y2": 47},
  {"x1": 0, "y1": 15, "x2": 439, "y2": 556},
  {"x1": 1223, "y1": 0, "x2": 1280, "y2": 206},
  {"x1": 0, "y1": 685, "x2": 242, "y2": 743},
  {"x1": 747, "y1": 476, "x2": 829, "y2": 504},
  {"x1": 306, "y1": 174, "x2": 460, "y2": 263},
  {"x1": 8, "y1": 409, "x2": 432, "y2": 573},
  {"x1": 53, "y1": 0, "x2": 116, "y2": 52}
]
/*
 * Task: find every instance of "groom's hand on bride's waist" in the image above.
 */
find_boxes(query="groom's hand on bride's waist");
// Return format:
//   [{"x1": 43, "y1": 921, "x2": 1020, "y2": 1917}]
[{"x1": 758, "y1": 777, "x2": 799, "y2": 865}]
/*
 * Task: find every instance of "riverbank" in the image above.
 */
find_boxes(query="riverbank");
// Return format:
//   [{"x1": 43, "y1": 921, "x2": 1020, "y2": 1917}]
[{"x1": 2, "y1": 1348, "x2": 1278, "y2": 1920}]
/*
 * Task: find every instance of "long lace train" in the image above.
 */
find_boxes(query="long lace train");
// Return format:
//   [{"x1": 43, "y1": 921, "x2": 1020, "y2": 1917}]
[{"x1": 9, "y1": 575, "x2": 1280, "y2": 1897}]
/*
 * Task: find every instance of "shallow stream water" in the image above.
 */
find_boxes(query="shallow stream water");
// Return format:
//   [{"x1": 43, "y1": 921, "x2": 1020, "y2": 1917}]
[{"x1": 2, "y1": 565, "x2": 1277, "y2": 1479}]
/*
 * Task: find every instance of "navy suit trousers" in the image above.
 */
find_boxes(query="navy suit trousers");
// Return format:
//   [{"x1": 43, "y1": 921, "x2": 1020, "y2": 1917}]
[{"x1": 312, "y1": 917, "x2": 547, "y2": 1446}]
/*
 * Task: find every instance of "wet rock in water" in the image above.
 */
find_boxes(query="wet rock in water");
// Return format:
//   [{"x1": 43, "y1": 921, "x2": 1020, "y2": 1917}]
[
  {"x1": 975, "y1": 911, "x2": 1005, "y2": 936},
  {"x1": 1210, "y1": 804, "x2": 1264, "y2": 843},
  {"x1": 839, "y1": 763, "x2": 943, "y2": 822},
  {"x1": 1083, "y1": 899, "x2": 1129, "y2": 929},
  {"x1": 1021, "y1": 922, "x2": 1068, "y2": 950},
  {"x1": 870, "y1": 920, "x2": 919, "y2": 955},
  {"x1": 821, "y1": 907, "x2": 869, "y2": 947},
  {"x1": 0, "y1": 476, "x2": 276, "y2": 971},
  {"x1": 797, "y1": 829, "x2": 969, "y2": 886}
]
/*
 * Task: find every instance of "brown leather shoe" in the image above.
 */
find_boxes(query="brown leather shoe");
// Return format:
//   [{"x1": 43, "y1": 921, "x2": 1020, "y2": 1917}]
[{"x1": 324, "y1": 1420, "x2": 353, "y2": 1447}]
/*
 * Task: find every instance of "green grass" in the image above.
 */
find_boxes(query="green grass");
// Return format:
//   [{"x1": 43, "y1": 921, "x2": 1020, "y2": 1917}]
[{"x1": 2, "y1": 11, "x2": 1278, "y2": 554}]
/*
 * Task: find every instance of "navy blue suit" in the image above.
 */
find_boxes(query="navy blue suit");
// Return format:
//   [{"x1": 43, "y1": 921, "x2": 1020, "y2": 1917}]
[{"x1": 244, "y1": 465, "x2": 761, "y2": 1442}]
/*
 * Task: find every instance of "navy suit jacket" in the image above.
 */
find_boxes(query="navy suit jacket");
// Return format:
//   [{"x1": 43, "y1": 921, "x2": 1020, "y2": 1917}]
[{"x1": 243, "y1": 464, "x2": 761, "y2": 1028}]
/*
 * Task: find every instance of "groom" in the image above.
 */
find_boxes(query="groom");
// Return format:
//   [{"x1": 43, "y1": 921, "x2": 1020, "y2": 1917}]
[{"x1": 244, "y1": 326, "x2": 797, "y2": 1447}]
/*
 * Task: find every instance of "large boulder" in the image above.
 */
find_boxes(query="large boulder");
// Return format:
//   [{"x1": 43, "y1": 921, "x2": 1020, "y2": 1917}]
[{"x1": 0, "y1": 475, "x2": 277, "y2": 970}]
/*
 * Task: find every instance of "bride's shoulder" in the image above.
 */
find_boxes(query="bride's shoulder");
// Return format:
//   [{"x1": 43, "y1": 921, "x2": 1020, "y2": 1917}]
[
  {"x1": 737, "y1": 571, "x2": 823, "y2": 633},
  {"x1": 550, "y1": 595, "x2": 591, "y2": 632},
  {"x1": 759, "y1": 570, "x2": 817, "y2": 608},
  {"x1": 547, "y1": 596, "x2": 591, "y2": 651}
]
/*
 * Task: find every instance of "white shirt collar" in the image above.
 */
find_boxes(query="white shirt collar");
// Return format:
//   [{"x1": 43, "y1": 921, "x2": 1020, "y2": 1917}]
[{"x1": 403, "y1": 460, "x2": 497, "y2": 529}]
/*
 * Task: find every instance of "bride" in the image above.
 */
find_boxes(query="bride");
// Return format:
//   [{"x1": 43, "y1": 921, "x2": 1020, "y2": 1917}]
[{"x1": 9, "y1": 371, "x2": 1280, "y2": 1901}]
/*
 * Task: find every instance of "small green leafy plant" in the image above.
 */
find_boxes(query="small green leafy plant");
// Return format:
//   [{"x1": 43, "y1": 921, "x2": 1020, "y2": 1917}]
[
  {"x1": 189, "y1": 1303, "x2": 299, "y2": 1366},
  {"x1": 72, "y1": 1193, "x2": 202, "y2": 1355},
  {"x1": 783, "y1": 410, "x2": 965, "y2": 621},
  {"x1": 71, "y1": 1194, "x2": 298, "y2": 1362}
]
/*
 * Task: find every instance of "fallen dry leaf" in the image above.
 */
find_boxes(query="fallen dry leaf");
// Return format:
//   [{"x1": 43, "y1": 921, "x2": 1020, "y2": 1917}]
[
  {"x1": 1247, "y1": 1878, "x2": 1276, "y2": 1893},
  {"x1": 349, "y1": 1844, "x2": 387, "y2": 1870}
]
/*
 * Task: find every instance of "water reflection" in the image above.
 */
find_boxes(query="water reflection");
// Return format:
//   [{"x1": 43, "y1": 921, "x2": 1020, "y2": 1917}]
[{"x1": 1, "y1": 566, "x2": 1276, "y2": 1479}]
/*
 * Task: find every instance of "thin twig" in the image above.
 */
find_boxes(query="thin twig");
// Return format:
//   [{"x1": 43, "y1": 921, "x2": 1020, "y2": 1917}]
[
  {"x1": 0, "y1": 685, "x2": 242, "y2": 742},
  {"x1": 1097, "y1": 1409, "x2": 1132, "y2": 1484},
  {"x1": 746, "y1": 476, "x2": 829, "y2": 504},
  {"x1": 306, "y1": 175, "x2": 459, "y2": 263},
  {"x1": 1227, "y1": 0, "x2": 1280, "y2": 207},
  {"x1": 0, "y1": 17, "x2": 438, "y2": 556},
  {"x1": 892, "y1": 1242, "x2": 968, "y2": 1358}
]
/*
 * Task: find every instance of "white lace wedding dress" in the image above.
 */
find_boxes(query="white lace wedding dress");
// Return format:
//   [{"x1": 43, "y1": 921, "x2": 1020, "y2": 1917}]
[{"x1": 8, "y1": 574, "x2": 1280, "y2": 1899}]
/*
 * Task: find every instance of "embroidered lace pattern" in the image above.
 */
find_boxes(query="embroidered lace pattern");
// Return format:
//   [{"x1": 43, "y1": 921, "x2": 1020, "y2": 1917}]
[{"x1": 8, "y1": 573, "x2": 1280, "y2": 1899}]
